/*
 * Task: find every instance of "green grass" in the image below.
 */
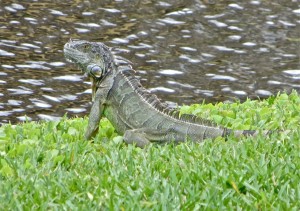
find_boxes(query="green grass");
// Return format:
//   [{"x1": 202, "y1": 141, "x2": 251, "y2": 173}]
[{"x1": 0, "y1": 92, "x2": 299, "y2": 210}]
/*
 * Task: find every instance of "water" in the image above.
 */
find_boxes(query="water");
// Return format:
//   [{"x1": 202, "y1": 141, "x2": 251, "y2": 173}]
[{"x1": 0, "y1": 0, "x2": 299, "y2": 124}]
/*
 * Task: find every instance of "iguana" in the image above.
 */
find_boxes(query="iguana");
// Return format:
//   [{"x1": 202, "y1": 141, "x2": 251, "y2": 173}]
[{"x1": 64, "y1": 40, "x2": 269, "y2": 148}]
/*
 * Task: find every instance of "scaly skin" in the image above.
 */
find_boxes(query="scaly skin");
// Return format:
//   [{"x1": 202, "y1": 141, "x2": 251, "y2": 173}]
[{"x1": 64, "y1": 40, "x2": 269, "y2": 148}]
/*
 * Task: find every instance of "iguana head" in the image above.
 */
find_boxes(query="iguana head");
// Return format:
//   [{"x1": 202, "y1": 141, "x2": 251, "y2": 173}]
[
  {"x1": 64, "y1": 39, "x2": 113, "y2": 80},
  {"x1": 64, "y1": 40, "x2": 115, "y2": 101}
]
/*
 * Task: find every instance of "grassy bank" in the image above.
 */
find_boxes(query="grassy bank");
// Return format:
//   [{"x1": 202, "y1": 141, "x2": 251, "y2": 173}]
[{"x1": 0, "y1": 92, "x2": 299, "y2": 210}]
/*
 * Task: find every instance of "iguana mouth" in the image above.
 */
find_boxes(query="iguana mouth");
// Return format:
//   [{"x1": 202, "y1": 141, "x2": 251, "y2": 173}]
[{"x1": 64, "y1": 45, "x2": 82, "y2": 64}]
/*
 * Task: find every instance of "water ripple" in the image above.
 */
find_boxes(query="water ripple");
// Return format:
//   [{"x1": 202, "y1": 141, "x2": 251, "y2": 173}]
[
  {"x1": 111, "y1": 38, "x2": 130, "y2": 44},
  {"x1": 65, "y1": 108, "x2": 87, "y2": 113},
  {"x1": 43, "y1": 95, "x2": 61, "y2": 102},
  {"x1": 7, "y1": 100, "x2": 22, "y2": 106},
  {"x1": 208, "y1": 20, "x2": 228, "y2": 28},
  {"x1": 82, "y1": 11, "x2": 95, "y2": 16},
  {"x1": 21, "y1": 43, "x2": 40, "y2": 49},
  {"x1": 159, "y1": 69, "x2": 184, "y2": 75},
  {"x1": 30, "y1": 99, "x2": 52, "y2": 108},
  {"x1": 242, "y1": 42, "x2": 257, "y2": 47},
  {"x1": 150, "y1": 87, "x2": 175, "y2": 93},
  {"x1": 210, "y1": 75, "x2": 238, "y2": 81},
  {"x1": 228, "y1": 3, "x2": 244, "y2": 10},
  {"x1": 0, "y1": 49, "x2": 15, "y2": 56},
  {"x1": 165, "y1": 8, "x2": 193, "y2": 16},
  {"x1": 75, "y1": 22, "x2": 101, "y2": 28},
  {"x1": 212, "y1": 46, "x2": 235, "y2": 52},
  {"x1": 0, "y1": 0, "x2": 298, "y2": 124},
  {"x1": 53, "y1": 75, "x2": 82, "y2": 82},
  {"x1": 8, "y1": 87, "x2": 34, "y2": 95},
  {"x1": 59, "y1": 94, "x2": 78, "y2": 101},
  {"x1": 283, "y1": 70, "x2": 300, "y2": 79},
  {"x1": 102, "y1": 8, "x2": 121, "y2": 13},
  {"x1": 37, "y1": 114, "x2": 61, "y2": 121},
  {"x1": 293, "y1": 9, "x2": 300, "y2": 14},
  {"x1": 49, "y1": 9, "x2": 67, "y2": 16},
  {"x1": 49, "y1": 62, "x2": 66, "y2": 67},
  {"x1": 179, "y1": 55, "x2": 201, "y2": 63},
  {"x1": 158, "y1": 17, "x2": 185, "y2": 25},
  {"x1": 75, "y1": 28, "x2": 90, "y2": 33},
  {"x1": 255, "y1": 90, "x2": 272, "y2": 96},
  {"x1": 0, "y1": 111, "x2": 13, "y2": 117},
  {"x1": 18, "y1": 79, "x2": 45, "y2": 86},
  {"x1": 17, "y1": 116, "x2": 32, "y2": 121}
]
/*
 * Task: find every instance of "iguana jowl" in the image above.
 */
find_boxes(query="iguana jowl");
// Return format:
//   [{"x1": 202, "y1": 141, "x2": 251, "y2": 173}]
[{"x1": 64, "y1": 40, "x2": 268, "y2": 147}]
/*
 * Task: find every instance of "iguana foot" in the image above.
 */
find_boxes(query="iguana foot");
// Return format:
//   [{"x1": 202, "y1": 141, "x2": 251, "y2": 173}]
[
  {"x1": 85, "y1": 126, "x2": 99, "y2": 140},
  {"x1": 123, "y1": 129, "x2": 151, "y2": 148}
]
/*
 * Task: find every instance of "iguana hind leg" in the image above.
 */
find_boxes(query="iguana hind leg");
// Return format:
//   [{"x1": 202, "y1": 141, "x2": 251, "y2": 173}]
[{"x1": 123, "y1": 128, "x2": 170, "y2": 148}]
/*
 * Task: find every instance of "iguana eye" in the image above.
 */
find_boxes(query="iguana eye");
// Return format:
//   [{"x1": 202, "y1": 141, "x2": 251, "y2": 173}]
[{"x1": 82, "y1": 44, "x2": 90, "y2": 51}]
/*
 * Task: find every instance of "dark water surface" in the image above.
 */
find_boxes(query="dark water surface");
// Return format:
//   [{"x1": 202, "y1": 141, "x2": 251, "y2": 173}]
[{"x1": 0, "y1": 0, "x2": 299, "y2": 124}]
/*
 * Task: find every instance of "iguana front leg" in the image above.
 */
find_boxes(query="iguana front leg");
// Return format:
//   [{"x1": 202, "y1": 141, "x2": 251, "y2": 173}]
[
  {"x1": 123, "y1": 128, "x2": 171, "y2": 148},
  {"x1": 85, "y1": 84, "x2": 111, "y2": 140}
]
